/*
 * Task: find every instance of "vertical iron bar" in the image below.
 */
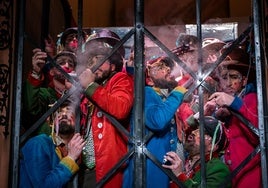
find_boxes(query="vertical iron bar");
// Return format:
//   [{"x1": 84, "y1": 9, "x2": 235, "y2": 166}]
[
  {"x1": 196, "y1": 0, "x2": 206, "y2": 187},
  {"x1": 253, "y1": 0, "x2": 268, "y2": 187},
  {"x1": 133, "y1": 0, "x2": 145, "y2": 187},
  {"x1": 40, "y1": 0, "x2": 50, "y2": 50},
  {"x1": 9, "y1": 0, "x2": 25, "y2": 187},
  {"x1": 77, "y1": 0, "x2": 83, "y2": 51}
]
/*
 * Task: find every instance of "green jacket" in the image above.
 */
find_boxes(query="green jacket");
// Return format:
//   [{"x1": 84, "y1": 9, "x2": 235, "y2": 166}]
[
  {"x1": 171, "y1": 158, "x2": 231, "y2": 188},
  {"x1": 22, "y1": 78, "x2": 58, "y2": 135}
]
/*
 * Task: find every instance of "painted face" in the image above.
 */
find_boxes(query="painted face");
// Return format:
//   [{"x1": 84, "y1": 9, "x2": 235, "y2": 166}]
[
  {"x1": 56, "y1": 55, "x2": 76, "y2": 73},
  {"x1": 65, "y1": 33, "x2": 78, "y2": 51},
  {"x1": 220, "y1": 69, "x2": 245, "y2": 95}
]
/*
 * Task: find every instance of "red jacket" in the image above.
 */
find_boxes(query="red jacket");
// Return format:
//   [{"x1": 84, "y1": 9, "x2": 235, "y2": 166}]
[
  {"x1": 80, "y1": 72, "x2": 134, "y2": 188},
  {"x1": 224, "y1": 92, "x2": 261, "y2": 188}
]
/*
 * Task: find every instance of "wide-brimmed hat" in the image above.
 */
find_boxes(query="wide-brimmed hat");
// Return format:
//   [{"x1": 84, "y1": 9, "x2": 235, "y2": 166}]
[
  {"x1": 85, "y1": 29, "x2": 125, "y2": 58},
  {"x1": 60, "y1": 27, "x2": 87, "y2": 46},
  {"x1": 220, "y1": 43, "x2": 255, "y2": 77},
  {"x1": 202, "y1": 38, "x2": 226, "y2": 52},
  {"x1": 83, "y1": 40, "x2": 123, "y2": 72}
]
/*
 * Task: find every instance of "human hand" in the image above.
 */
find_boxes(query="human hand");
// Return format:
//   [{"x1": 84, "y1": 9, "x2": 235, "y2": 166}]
[
  {"x1": 209, "y1": 92, "x2": 235, "y2": 107},
  {"x1": 67, "y1": 133, "x2": 86, "y2": 161},
  {"x1": 162, "y1": 151, "x2": 184, "y2": 176},
  {"x1": 32, "y1": 48, "x2": 47, "y2": 74},
  {"x1": 78, "y1": 68, "x2": 96, "y2": 89}
]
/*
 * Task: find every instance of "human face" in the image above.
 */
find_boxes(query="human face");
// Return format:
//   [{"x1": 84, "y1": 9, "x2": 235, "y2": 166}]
[
  {"x1": 56, "y1": 55, "x2": 76, "y2": 73},
  {"x1": 148, "y1": 60, "x2": 178, "y2": 90},
  {"x1": 65, "y1": 33, "x2": 78, "y2": 51},
  {"x1": 220, "y1": 69, "x2": 246, "y2": 95},
  {"x1": 57, "y1": 105, "x2": 76, "y2": 135},
  {"x1": 87, "y1": 55, "x2": 115, "y2": 84},
  {"x1": 184, "y1": 129, "x2": 212, "y2": 156}
]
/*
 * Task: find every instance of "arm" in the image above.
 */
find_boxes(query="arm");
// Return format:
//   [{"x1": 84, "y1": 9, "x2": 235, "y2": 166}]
[
  {"x1": 20, "y1": 135, "x2": 79, "y2": 187},
  {"x1": 145, "y1": 86, "x2": 186, "y2": 131},
  {"x1": 81, "y1": 72, "x2": 134, "y2": 119}
]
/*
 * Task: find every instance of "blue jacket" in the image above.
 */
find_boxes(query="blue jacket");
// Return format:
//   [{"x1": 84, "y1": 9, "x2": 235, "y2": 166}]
[
  {"x1": 19, "y1": 134, "x2": 79, "y2": 188},
  {"x1": 123, "y1": 86, "x2": 186, "y2": 188}
]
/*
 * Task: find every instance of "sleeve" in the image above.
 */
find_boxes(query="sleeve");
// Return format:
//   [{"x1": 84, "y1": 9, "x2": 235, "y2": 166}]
[
  {"x1": 84, "y1": 72, "x2": 134, "y2": 119},
  {"x1": 21, "y1": 136, "x2": 78, "y2": 188},
  {"x1": 170, "y1": 158, "x2": 231, "y2": 188},
  {"x1": 145, "y1": 86, "x2": 186, "y2": 131},
  {"x1": 229, "y1": 93, "x2": 259, "y2": 144},
  {"x1": 23, "y1": 79, "x2": 57, "y2": 116}
]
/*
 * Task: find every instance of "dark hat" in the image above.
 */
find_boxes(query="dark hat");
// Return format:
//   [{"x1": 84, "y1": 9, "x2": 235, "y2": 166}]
[
  {"x1": 84, "y1": 40, "x2": 123, "y2": 72},
  {"x1": 192, "y1": 116, "x2": 228, "y2": 152},
  {"x1": 54, "y1": 50, "x2": 78, "y2": 67},
  {"x1": 172, "y1": 33, "x2": 199, "y2": 57},
  {"x1": 60, "y1": 27, "x2": 87, "y2": 46},
  {"x1": 85, "y1": 29, "x2": 125, "y2": 58},
  {"x1": 176, "y1": 33, "x2": 199, "y2": 50},
  {"x1": 204, "y1": 116, "x2": 228, "y2": 152},
  {"x1": 220, "y1": 43, "x2": 255, "y2": 78}
]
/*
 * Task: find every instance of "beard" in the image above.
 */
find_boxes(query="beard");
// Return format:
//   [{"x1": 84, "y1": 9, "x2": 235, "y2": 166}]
[
  {"x1": 151, "y1": 77, "x2": 178, "y2": 91},
  {"x1": 58, "y1": 121, "x2": 75, "y2": 135},
  {"x1": 95, "y1": 69, "x2": 113, "y2": 84},
  {"x1": 184, "y1": 141, "x2": 200, "y2": 157}
]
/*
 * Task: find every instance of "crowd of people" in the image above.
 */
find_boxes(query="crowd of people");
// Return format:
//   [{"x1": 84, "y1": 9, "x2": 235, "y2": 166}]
[{"x1": 19, "y1": 26, "x2": 261, "y2": 188}]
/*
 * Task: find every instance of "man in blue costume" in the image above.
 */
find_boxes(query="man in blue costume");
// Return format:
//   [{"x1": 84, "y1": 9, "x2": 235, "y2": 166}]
[
  {"x1": 123, "y1": 56, "x2": 187, "y2": 188},
  {"x1": 19, "y1": 100, "x2": 86, "y2": 188}
]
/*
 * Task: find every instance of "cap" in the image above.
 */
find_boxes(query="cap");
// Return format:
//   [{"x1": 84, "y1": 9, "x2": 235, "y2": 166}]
[{"x1": 191, "y1": 116, "x2": 229, "y2": 152}]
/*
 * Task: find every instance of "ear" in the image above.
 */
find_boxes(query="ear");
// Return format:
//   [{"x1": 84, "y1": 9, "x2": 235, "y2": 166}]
[
  {"x1": 49, "y1": 67, "x2": 56, "y2": 76},
  {"x1": 110, "y1": 63, "x2": 116, "y2": 72}
]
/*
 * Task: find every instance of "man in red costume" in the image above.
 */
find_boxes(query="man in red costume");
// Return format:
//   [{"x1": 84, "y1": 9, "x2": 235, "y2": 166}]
[{"x1": 78, "y1": 29, "x2": 134, "y2": 188}]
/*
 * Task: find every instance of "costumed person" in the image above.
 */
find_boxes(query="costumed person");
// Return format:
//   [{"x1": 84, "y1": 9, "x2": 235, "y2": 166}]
[
  {"x1": 19, "y1": 99, "x2": 85, "y2": 188},
  {"x1": 78, "y1": 29, "x2": 134, "y2": 188},
  {"x1": 163, "y1": 116, "x2": 231, "y2": 188},
  {"x1": 205, "y1": 43, "x2": 260, "y2": 188},
  {"x1": 123, "y1": 56, "x2": 187, "y2": 188},
  {"x1": 22, "y1": 50, "x2": 78, "y2": 136}
]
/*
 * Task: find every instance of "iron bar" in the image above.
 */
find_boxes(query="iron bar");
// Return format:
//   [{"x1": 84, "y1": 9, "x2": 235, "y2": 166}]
[
  {"x1": 253, "y1": 0, "x2": 268, "y2": 187},
  {"x1": 9, "y1": 0, "x2": 25, "y2": 187},
  {"x1": 133, "y1": 0, "x2": 146, "y2": 187}
]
